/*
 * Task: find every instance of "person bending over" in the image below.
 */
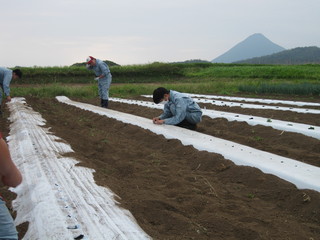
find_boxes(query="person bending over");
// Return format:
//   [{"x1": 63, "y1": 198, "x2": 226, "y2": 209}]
[
  {"x1": 85, "y1": 56, "x2": 112, "y2": 108},
  {"x1": 152, "y1": 87, "x2": 202, "y2": 130},
  {"x1": 0, "y1": 68, "x2": 22, "y2": 115}
]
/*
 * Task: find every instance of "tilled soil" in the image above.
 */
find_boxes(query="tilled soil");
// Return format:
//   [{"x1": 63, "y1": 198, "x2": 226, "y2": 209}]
[{"x1": 1, "y1": 95, "x2": 320, "y2": 240}]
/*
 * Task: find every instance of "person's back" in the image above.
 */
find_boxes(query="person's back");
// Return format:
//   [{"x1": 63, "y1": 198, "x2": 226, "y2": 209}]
[
  {"x1": 0, "y1": 67, "x2": 11, "y2": 81},
  {"x1": 169, "y1": 90, "x2": 202, "y2": 114},
  {"x1": 0, "y1": 132, "x2": 22, "y2": 240}
]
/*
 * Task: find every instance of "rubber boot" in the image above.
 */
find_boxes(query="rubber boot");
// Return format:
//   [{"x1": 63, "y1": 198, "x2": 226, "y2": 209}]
[{"x1": 102, "y1": 99, "x2": 109, "y2": 108}]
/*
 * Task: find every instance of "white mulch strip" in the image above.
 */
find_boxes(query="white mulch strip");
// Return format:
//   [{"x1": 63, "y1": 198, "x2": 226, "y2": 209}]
[
  {"x1": 7, "y1": 98, "x2": 151, "y2": 240},
  {"x1": 141, "y1": 94, "x2": 320, "y2": 114},
  {"x1": 108, "y1": 98, "x2": 320, "y2": 140},
  {"x1": 185, "y1": 93, "x2": 320, "y2": 107}
]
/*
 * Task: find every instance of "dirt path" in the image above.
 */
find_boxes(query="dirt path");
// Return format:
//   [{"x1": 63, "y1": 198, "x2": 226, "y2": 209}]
[{"x1": 1, "y1": 95, "x2": 320, "y2": 240}]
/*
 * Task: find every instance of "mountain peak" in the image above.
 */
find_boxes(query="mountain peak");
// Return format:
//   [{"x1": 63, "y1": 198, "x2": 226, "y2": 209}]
[
  {"x1": 243, "y1": 33, "x2": 275, "y2": 44},
  {"x1": 212, "y1": 34, "x2": 285, "y2": 63},
  {"x1": 250, "y1": 33, "x2": 266, "y2": 38}
]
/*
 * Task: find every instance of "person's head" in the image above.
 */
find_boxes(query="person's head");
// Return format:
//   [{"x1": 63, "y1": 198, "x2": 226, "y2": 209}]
[
  {"x1": 86, "y1": 56, "x2": 96, "y2": 66},
  {"x1": 12, "y1": 69, "x2": 22, "y2": 80},
  {"x1": 153, "y1": 87, "x2": 170, "y2": 104}
]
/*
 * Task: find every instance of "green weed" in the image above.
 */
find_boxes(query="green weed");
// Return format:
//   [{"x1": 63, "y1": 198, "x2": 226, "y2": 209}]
[
  {"x1": 247, "y1": 193, "x2": 255, "y2": 199},
  {"x1": 251, "y1": 136, "x2": 264, "y2": 141}
]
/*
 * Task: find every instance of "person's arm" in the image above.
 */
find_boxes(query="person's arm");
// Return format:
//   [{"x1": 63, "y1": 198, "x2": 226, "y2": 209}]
[
  {"x1": 158, "y1": 103, "x2": 172, "y2": 120},
  {"x1": 97, "y1": 62, "x2": 110, "y2": 78},
  {"x1": 3, "y1": 71, "x2": 12, "y2": 100},
  {"x1": 153, "y1": 105, "x2": 171, "y2": 125},
  {"x1": 153, "y1": 117, "x2": 165, "y2": 125},
  {"x1": 152, "y1": 117, "x2": 160, "y2": 123},
  {"x1": 0, "y1": 137, "x2": 22, "y2": 187}
]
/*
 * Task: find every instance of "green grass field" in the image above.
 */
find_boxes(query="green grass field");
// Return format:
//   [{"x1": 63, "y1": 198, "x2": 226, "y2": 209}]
[{"x1": 10, "y1": 63, "x2": 320, "y2": 98}]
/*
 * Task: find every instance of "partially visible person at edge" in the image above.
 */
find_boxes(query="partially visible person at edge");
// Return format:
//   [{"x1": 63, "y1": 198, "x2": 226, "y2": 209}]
[
  {"x1": 152, "y1": 87, "x2": 202, "y2": 130},
  {"x1": 0, "y1": 67, "x2": 22, "y2": 115},
  {"x1": 0, "y1": 132, "x2": 23, "y2": 240},
  {"x1": 85, "y1": 56, "x2": 112, "y2": 108}
]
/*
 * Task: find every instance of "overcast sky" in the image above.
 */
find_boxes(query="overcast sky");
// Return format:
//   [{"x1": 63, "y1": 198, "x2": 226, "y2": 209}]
[{"x1": 1, "y1": 0, "x2": 319, "y2": 67}]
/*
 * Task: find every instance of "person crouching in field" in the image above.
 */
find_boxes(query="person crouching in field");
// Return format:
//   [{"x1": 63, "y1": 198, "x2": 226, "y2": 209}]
[
  {"x1": 0, "y1": 67, "x2": 22, "y2": 115},
  {"x1": 152, "y1": 87, "x2": 202, "y2": 130},
  {"x1": 85, "y1": 56, "x2": 112, "y2": 108},
  {"x1": 0, "y1": 132, "x2": 22, "y2": 240}
]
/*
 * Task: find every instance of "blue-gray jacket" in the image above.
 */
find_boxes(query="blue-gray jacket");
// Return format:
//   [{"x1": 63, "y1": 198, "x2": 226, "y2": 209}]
[
  {"x1": 0, "y1": 67, "x2": 12, "y2": 97},
  {"x1": 159, "y1": 90, "x2": 202, "y2": 125},
  {"x1": 87, "y1": 59, "x2": 111, "y2": 80}
]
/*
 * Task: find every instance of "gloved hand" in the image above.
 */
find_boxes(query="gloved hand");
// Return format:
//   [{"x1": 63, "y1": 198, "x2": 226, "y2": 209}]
[{"x1": 94, "y1": 77, "x2": 100, "y2": 81}]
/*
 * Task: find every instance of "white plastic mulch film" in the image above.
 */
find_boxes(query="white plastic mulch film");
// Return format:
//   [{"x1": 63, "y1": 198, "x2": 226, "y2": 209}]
[
  {"x1": 109, "y1": 97, "x2": 320, "y2": 140},
  {"x1": 6, "y1": 98, "x2": 151, "y2": 240}
]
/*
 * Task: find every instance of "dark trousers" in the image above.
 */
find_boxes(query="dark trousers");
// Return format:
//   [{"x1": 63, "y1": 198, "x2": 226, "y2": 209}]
[{"x1": 176, "y1": 119, "x2": 197, "y2": 130}]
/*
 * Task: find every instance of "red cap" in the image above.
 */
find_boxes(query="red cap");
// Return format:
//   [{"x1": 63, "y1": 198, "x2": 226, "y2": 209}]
[{"x1": 86, "y1": 56, "x2": 95, "y2": 64}]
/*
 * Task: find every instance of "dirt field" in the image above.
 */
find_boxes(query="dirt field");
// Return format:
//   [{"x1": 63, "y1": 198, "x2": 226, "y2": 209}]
[{"x1": 1, "y1": 94, "x2": 320, "y2": 240}]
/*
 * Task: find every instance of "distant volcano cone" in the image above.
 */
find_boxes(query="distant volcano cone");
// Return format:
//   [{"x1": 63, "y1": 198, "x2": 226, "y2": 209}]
[{"x1": 212, "y1": 33, "x2": 285, "y2": 63}]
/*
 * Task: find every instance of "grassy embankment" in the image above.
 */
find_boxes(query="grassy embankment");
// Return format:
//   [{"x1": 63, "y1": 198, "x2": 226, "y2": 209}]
[{"x1": 10, "y1": 63, "x2": 320, "y2": 99}]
